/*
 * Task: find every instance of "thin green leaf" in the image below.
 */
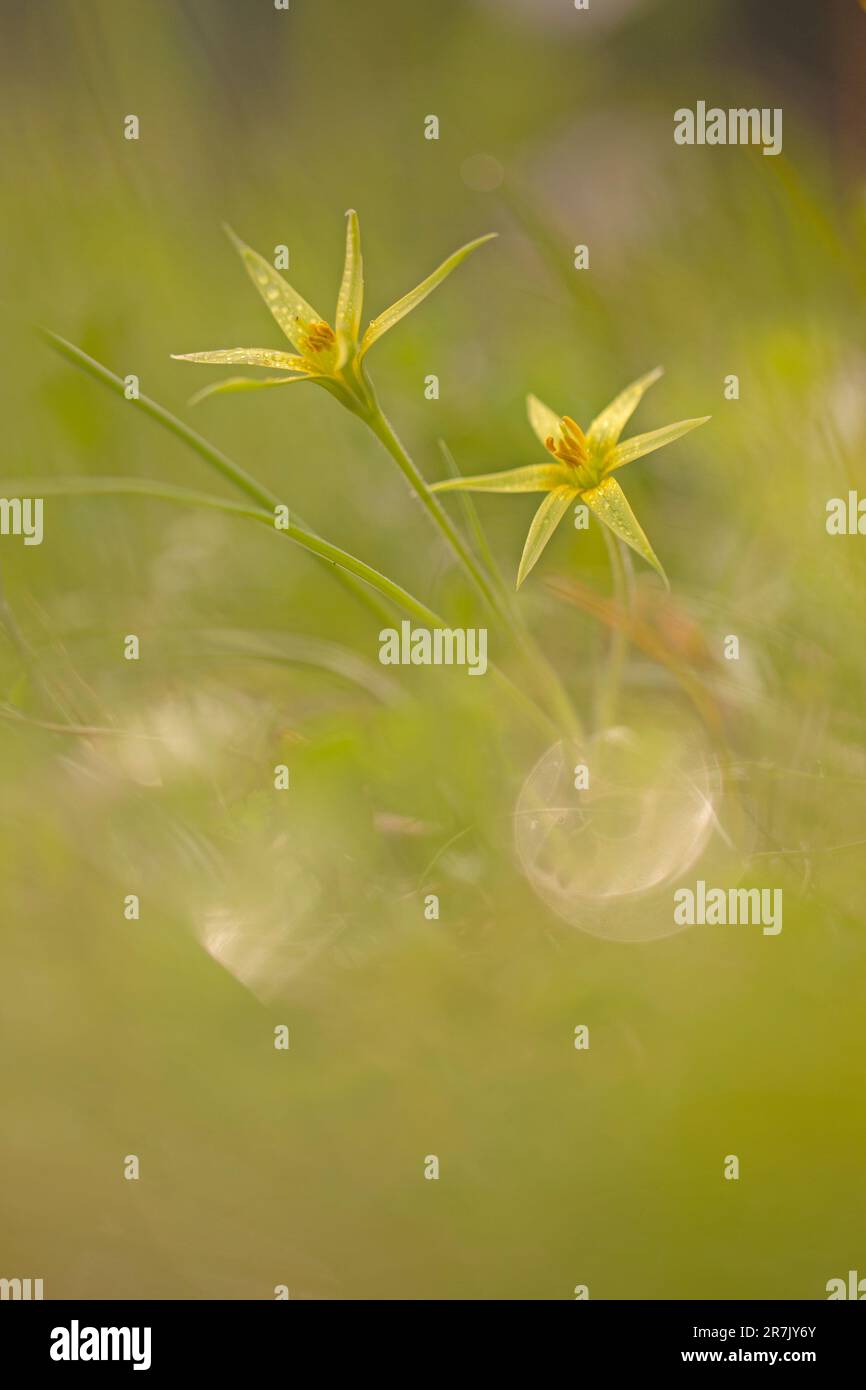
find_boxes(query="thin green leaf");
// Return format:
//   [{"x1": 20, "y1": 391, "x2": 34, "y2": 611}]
[
  {"x1": 430, "y1": 464, "x2": 572, "y2": 495},
  {"x1": 12, "y1": 471, "x2": 553, "y2": 738},
  {"x1": 41, "y1": 331, "x2": 389, "y2": 624},
  {"x1": 582, "y1": 477, "x2": 668, "y2": 587},
  {"x1": 223, "y1": 224, "x2": 337, "y2": 366},
  {"x1": 171, "y1": 347, "x2": 310, "y2": 372},
  {"x1": 40, "y1": 332, "x2": 554, "y2": 732},
  {"x1": 359, "y1": 232, "x2": 497, "y2": 358},
  {"x1": 516, "y1": 485, "x2": 577, "y2": 589},
  {"x1": 587, "y1": 367, "x2": 664, "y2": 455},
  {"x1": 44, "y1": 329, "x2": 279, "y2": 509},
  {"x1": 8, "y1": 475, "x2": 447, "y2": 627},
  {"x1": 335, "y1": 209, "x2": 364, "y2": 366},
  {"x1": 189, "y1": 375, "x2": 322, "y2": 406},
  {"x1": 526, "y1": 393, "x2": 563, "y2": 450},
  {"x1": 605, "y1": 416, "x2": 710, "y2": 471}
]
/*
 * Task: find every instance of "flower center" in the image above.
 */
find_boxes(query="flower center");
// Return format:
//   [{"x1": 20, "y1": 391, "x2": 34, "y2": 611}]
[
  {"x1": 302, "y1": 321, "x2": 337, "y2": 355},
  {"x1": 546, "y1": 416, "x2": 597, "y2": 484}
]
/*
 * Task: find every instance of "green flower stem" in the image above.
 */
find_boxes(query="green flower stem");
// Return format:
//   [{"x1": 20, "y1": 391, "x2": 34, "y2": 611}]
[
  {"x1": 11, "y1": 475, "x2": 554, "y2": 739},
  {"x1": 365, "y1": 403, "x2": 583, "y2": 739},
  {"x1": 363, "y1": 403, "x2": 504, "y2": 616},
  {"x1": 596, "y1": 526, "x2": 629, "y2": 729}
]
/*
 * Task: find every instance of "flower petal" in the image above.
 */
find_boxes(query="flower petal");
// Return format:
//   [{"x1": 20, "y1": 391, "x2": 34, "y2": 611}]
[
  {"x1": 582, "y1": 477, "x2": 668, "y2": 587},
  {"x1": 359, "y1": 233, "x2": 497, "y2": 358},
  {"x1": 335, "y1": 209, "x2": 364, "y2": 367},
  {"x1": 516, "y1": 485, "x2": 577, "y2": 589},
  {"x1": 223, "y1": 225, "x2": 337, "y2": 367},
  {"x1": 587, "y1": 366, "x2": 664, "y2": 454},
  {"x1": 605, "y1": 416, "x2": 711, "y2": 471},
  {"x1": 526, "y1": 393, "x2": 563, "y2": 451},
  {"x1": 430, "y1": 464, "x2": 572, "y2": 494},
  {"x1": 171, "y1": 348, "x2": 311, "y2": 371},
  {"x1": 188, "y1": 375, "x2": 321, "y2": 405}
]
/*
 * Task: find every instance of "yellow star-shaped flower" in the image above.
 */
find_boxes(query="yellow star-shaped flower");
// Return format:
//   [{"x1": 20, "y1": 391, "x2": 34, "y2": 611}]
[
  {"x1": 172, "y1": 212, "x2": 495, "y2": 418},
  {"x1": 431, "y1": 368, "x2": 709, "y2": 588}
]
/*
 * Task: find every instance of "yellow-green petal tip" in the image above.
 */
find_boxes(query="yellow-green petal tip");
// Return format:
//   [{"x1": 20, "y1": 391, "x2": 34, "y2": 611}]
[{"x1": 221, "y1": 222, "x2": 247, "y2": 253}]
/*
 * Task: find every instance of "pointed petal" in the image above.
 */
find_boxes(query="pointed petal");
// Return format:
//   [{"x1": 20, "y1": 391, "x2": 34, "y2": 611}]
[
  {"x1": 605, "y1": 416, "x2": 711, "y2": 471},
  {"x1": 223, "y1": 225, "x2": 337, "y2": 367},
  {"x1": 582, "y1": 477, "x2": 668, "y2": 587},
  {"x1": 172, "y1": 348, "x2": 311, "y2": 371},
  {"x1": 587, "y1": 367, "x2": 664, "y2": 454},
  {"x1": 526, "y1": 393, "x2": 564, "y2": 451},
  {"x1": 516, "y1": 486, "x2": 577, "y2": 589},
  {"x1": 189, "y1": 375, "x2": 321, "y2": 405},
  {"x1": 430, "y1": 464, "x2": 572, "y2": 494},
  {"x1": 335, "y1": 209, "x2": 364, "y2": 367},
  {"x1": 359, "y1": 233, "x2": 497, "y2": 358}
]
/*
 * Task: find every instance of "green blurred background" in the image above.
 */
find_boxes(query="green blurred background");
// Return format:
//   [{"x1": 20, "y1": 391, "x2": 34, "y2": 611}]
[{"x1": 1, "y1": 0, "x2": 866, "y2": 1299}]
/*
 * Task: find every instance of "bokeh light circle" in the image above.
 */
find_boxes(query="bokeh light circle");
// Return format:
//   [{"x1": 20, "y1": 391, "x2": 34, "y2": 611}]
[{"x1": 514, "y1": 716, "x2": 730, "y2": 942}]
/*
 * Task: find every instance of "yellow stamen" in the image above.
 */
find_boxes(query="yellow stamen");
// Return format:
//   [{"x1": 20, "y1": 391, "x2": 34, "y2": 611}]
[
  {"x1": 302, "y1": 321, "x2": 336, "y2": 354},
  {"x1": 548, "y1": 416, "x2": 588, "y2": 469},
  {"x1": 561, "y1": 415, "x2": 588, "y2": 451}
]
